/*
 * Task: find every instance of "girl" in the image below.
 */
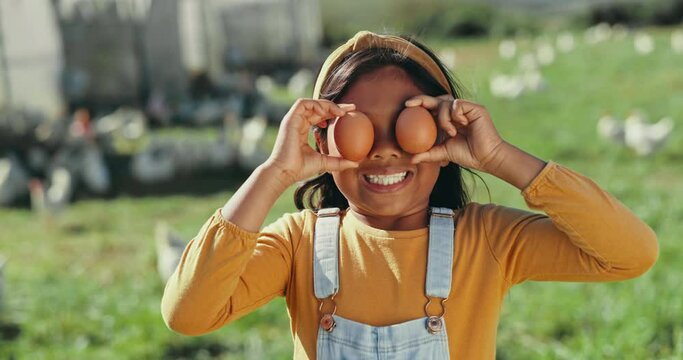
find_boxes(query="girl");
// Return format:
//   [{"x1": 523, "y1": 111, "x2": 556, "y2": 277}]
[{"x1": 161, "y1": 31, "x2": 658, "y2": 359}]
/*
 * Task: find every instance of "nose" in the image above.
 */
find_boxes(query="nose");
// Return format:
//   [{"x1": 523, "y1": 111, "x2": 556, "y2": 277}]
[{"x1": 368, "y1": 128, "x2": 402, "y2": 160}]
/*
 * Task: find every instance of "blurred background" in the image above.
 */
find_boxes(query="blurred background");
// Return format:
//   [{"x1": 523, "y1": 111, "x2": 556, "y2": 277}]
[{"x1": 0, "y1": 0, "x2": 682, "y2": 358}]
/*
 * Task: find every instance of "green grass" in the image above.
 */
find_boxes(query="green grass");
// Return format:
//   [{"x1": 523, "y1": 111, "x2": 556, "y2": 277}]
[
  {"x1": 0, "y1": 190, "x2": 296, "y2": 359},
  {"x1": 2, "y1": 27, "x2": 683, "y2": 359}
]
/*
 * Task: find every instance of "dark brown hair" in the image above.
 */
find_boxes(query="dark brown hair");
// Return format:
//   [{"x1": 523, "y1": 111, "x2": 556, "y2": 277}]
[{"x1": 294, "y1": 34, "x2": 484, "y2": 211}]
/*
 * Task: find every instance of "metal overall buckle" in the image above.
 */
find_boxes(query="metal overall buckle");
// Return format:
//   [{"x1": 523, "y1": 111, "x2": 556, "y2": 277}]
[
  {"x1": 424, "y1": 296, "x2": 447, "y2": 334},
  {"x1": 318, "y1": 295, "x2": 338, "y2": 332},
  {"x1": 427, "y1": 208, "x2": 455, "y2": 219}
]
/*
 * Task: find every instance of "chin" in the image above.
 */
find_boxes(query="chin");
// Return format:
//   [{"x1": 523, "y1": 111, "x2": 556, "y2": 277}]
[{"x1": 353, "y1": 199, "x2": 420, "y2": 217}]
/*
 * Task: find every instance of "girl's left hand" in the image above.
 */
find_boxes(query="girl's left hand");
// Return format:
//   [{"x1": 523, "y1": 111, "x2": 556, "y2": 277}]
[{"x1": 404, "y1": 95, "x2": 506, "y2": 172}]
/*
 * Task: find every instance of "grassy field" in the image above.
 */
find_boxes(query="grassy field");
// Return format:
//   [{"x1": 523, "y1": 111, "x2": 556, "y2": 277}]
[{"x1": 2, "y1": 27, "x2": 683, "y2": 359}]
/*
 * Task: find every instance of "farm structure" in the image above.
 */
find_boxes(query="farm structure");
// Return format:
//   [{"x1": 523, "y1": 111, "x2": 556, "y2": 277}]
[{"x1": 0, "y1": 0, "x2": 323, "y2": 207}]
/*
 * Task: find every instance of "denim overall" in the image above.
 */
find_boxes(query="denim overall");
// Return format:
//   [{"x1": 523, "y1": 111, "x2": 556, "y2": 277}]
[{"x1": 313, "y1": 207, "x2": 456, "y2": 359}]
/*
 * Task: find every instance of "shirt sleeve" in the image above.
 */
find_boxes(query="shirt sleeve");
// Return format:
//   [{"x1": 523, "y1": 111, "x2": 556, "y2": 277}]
[
  {"x1": 482, "y1": 161, "x2": 659, "y2": 285},
  {"x1": 161, "y1": 208, "x2": 303, "y2": 335}
]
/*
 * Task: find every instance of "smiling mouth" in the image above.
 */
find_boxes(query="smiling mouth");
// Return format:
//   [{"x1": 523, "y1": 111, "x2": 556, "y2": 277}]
[
  {"x1": 364, "y1": 172, "x2": 408, "y2": 185},
  {"x1": 362, "y1": 171, "x2": 413, "y2": 192}
]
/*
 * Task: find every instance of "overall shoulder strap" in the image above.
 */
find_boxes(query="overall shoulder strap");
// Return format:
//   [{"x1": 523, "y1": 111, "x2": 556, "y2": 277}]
[
  {"x1": 313, "y1": 207, "x2": 341, "y2": 299},
  {"x1": 425, "y1": 207, "x2": 456, "y2": 299}
]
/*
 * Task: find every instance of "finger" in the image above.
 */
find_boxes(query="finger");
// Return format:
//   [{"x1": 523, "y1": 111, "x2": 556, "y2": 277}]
[
  {"x1": 320, "y1": 154, "x2": 359, "y2": 172},
  {"x1": 454, "y1": 99, "x2": 480, "y2": 115},
  {"x1": 317, "y1": 100, "x2": 356, "y2": 117},
  {"x1": 410, "y1": 144, "x2": 449, "y2": 164},
  {"x1": 312, "y1": 103, "x2": 355, "y2": 129},
  {"x1": 451, "y1": 99, "x2": 469, "y2": 125},
  {"x1": 405, "y1": 94, "x2": 454, "y2": 108},
  {"x1": 310, "y1": 101, "x2": 329, "y2": 117},
  {"x1": 437, "y1": 100, "x2": 457, "y2": 137},
  {"x1": 453, "y1": 99, "x2": 486, "y2": 124},
  {"x1": 297, "y1": 100, "x2": 347, "y2": 126},
  {"x1": 404, "y1": 95, "x2": 441, "y2": 110},
  {"x1": 337, "y1": 103, "x2": 356, "y2": 111}
]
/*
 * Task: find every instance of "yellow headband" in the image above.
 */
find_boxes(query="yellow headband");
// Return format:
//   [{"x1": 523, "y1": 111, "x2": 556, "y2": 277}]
[{"x1": 312, "y1": 31, "x2": 453, "y2": 99}]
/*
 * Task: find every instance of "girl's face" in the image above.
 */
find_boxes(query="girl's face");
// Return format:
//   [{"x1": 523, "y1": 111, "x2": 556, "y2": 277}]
[{"x1": 321, "y1": 65, "x2": 447, "y2": 228}]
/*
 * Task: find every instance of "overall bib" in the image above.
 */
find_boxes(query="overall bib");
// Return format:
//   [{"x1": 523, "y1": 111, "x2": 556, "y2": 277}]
[{"x1": 313, "y1": 207, "x2": 456, "y2": 360}]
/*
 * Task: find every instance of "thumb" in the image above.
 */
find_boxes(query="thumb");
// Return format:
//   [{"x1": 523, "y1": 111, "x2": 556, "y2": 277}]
[
  {"x1": 410, "y1": 144, "x2": 449, "y2": 165},
  {"x1": 320, "y1": 154, "x2": 359, "y2": 172}
]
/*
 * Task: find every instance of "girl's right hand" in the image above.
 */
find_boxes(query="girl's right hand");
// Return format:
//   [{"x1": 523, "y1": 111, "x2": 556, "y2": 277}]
[{"x1": 266, "y1": 99, "x2": 359, "y2": 185}]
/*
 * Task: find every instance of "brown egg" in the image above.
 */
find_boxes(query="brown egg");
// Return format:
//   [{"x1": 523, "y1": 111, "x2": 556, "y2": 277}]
[
  {"x1": 395, "y1": 106, "x2": 437, "y2": 154},
  {"x1": 328, "y1": 111, "x2": 374, "y2": 162}
]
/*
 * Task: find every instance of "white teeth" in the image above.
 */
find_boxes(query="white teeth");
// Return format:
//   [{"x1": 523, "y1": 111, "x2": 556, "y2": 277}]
[{"x1": 365, "y1": 172, "x2": 408, "y2": 186}]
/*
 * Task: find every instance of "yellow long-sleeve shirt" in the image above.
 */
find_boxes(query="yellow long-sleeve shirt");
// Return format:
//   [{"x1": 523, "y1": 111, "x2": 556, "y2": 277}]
[{"x1": 161, "y1": 161, "x2": 658, "y2": 359}]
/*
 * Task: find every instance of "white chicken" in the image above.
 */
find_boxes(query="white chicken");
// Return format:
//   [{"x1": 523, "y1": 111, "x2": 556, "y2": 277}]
[
  {"x1": 584, "y1": 23, "x2": 612, "y2": 45},
  {"x1": 597, "y1": 113, "x2": 675, "y2": 155},
  {"x1": 206, "y1": 112, "x2": 240, "y2": 169},
  {"x1": 597, "y1": 114, "x2": 626, "y2": 145},
  {"x1": 287, "y1": 68, "x2": 315, "y2": 98},
  {"x1": 155, "y1": 221, "x2": 188, "y2": 282},
  {"x1": 29, "y1": 166, "x2": 74, "y2": 221},
  {"x1": 490, "y1": 74, "x2": 524, "y2": 99},
  {"x1": 535, "y1": 42, "x2": 556, "y2": 66},
  {"x1": 634, "y1": 32, "x2": 655, "y2": 55},
  {"x1": 255, "y1": 75, "x2": 276, "y2": 97},
  {"x1": 80, "y1": 144, "x2": 111, "y2": 195},
  {"x1": 438, "y1": 49, "x2": 457, "y2": 70},
  {"x1": 556, "y1": 32, "x2": 575, "y2": 53},
  {"x1": 498, "y1": 39, "x2": 517, "y2": 59},
  {"x1": 624, "y1": 113, "x2": 674, "y2": 156},
  {"x1": 490, "y1": 70, "x2": 547, "y2": 99},
  {"x1": 237, "y1": 115, "x2": 269, "y2": 170}
]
